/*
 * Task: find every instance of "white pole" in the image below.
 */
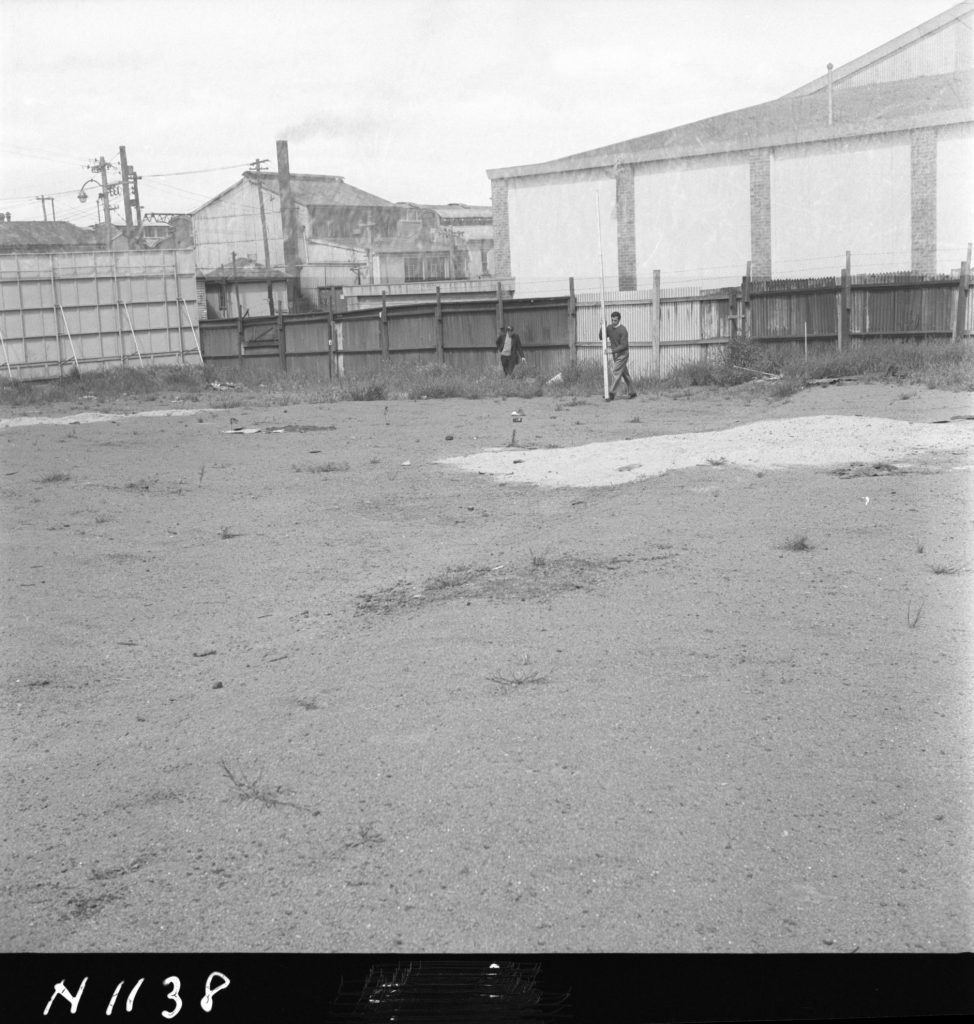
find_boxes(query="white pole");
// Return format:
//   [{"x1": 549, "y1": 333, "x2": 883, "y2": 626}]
[
  {"x1": 0, "y1": 327, "x2": 13, "y2": 378},
  {"x1": 121, "y1": 301, "x2": 144, "y2": 366},
  {"x1": 596, "y1": 193, "x2": 610, "y2": 400}
]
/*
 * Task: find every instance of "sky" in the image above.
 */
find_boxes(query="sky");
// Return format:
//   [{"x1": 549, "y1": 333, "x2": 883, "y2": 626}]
[{"x1": 0, "y1": 0, "x2": 960, "y2": 227}]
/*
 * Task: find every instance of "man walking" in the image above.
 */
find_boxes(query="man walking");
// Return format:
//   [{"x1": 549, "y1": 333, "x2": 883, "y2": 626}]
[
  {"x1": 603, "y1": 311, "x2": 637, "y2": 400},
  {"x1": 495, "y1": 324, "x2": 523, "y2": 376}
]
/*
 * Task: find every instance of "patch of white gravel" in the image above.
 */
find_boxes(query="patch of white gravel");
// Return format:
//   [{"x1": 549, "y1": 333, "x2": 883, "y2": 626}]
[
  {"x1": 439, "y1": 415, "x2": 974, "y2": 488},
  {"x1": 0, "y1": 408, "x2": 211, "y2": 429}
]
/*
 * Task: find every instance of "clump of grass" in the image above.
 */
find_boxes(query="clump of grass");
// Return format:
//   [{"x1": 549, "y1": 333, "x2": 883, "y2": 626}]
[
  {"x1": 781, "y1": 534, "x2": 814, "y2": 552},
  {"x1": 219, "y1": 526, "x2": 241, "y2": 540},
  {"x1": 39, "y1": 471, "x2": 71, "y2": 483},
  {"x1": 755, "y1": 340, "x2": 974, "y2": 392},
  {"x1": 906, "y1": 599, "x2": 925, "y2": 628},
  {"x1": 293, "y1": 461, "x2": 349, "y2": 473},
  {"x1": 343, "y1": 823, "x2": 385, "y2": 849},
  {"x1": 914, "y1": 536, "x2": 925, "y2": 554},
  {"x1": 930, "y1": 563, "x2": 962, "y2": 575},
  {"x1": 529, "y1": 548, "x2": 549, "y2": 568}
]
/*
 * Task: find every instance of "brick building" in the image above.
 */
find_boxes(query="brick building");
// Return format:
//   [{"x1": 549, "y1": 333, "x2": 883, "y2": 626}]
[{"x1": 488, "y1": 2, "x2": 974, "y2": 294}]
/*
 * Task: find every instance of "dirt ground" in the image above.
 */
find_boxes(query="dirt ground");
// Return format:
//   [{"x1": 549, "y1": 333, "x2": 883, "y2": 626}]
[{"x1": 2, "y1": 379, "x2": 972, "y2": 954}]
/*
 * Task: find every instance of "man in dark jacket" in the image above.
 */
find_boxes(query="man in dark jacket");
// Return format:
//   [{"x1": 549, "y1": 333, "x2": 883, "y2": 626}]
[
  {"x1": 495, "y1": 324, "x2": 523, "y2": 376},
  {"x1": 603, "y1": 311, "x2": 637, "y2": 400}
]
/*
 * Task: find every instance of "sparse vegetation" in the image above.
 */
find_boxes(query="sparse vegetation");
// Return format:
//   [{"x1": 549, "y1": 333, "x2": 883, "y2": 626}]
[
  {"x1": 219, "y1": 525, "x2": 242, "y2": 540},
  {"x1": 930, "y1": 563, "x2": 963, "y2": 575},
  {"x1": 2, "y1": 336, "x2": 969, "y2": 413},
  {"x1": 39, "y1": 471, "x2": 71, "y2": 483},
  {"x1": 781, "y1": 534, "x2": 814, "y2": 552}
]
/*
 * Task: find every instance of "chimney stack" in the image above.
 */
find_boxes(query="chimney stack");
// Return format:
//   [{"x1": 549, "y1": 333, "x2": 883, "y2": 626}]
[{"x1": 276, "y1": 139, "x2": 300, "y2": 311}]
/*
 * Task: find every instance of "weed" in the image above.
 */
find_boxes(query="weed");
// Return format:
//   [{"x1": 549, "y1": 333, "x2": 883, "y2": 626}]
[
  {"x1": 913, "y1": 536, "x2": 925, "y2": 554},
  {"x1": 344, "y1": 822, "x2": 385, "y2": 849},
  {"x1": 781, "y1": 534, "x2": 814, "y2": 552},
  {"x1": 529, "y1": 548, "x2": 549, "y2": 568},
  {"x1": 219, "y1": 526, "x2": 242, "y2": 540},
  {"x1": 706, "y1": 456, "x2": 727, "y2": 466},
  {"x1": 906, "y1": 599, "x2": 925, "y2": 628},
  {"x1": 930, "y1": 563, "x2": 962, "y2": 575},
  {"x1": 219, "y1": 759, "x2": 316, "y2": 812},
  {"x1": 39, "y1": 471, "x2": 71, "y2": 483},
  {"x1": 488, "y1": 669, "x2": 551, "y2": 690}
]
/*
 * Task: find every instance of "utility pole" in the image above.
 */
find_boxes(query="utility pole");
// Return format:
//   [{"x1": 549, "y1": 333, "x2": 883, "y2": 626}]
[
  {"x1": 90, "y1": 156, "x2": 114, "y2": 252},
  {"x1": 36, "y1": 195, "x2": 55, "y2": 221},
  {"x1": 118, "y1": 146, "x2": 133, "y2": 227},
  {"x1": 250, "y1": 157, "x2": 274, "y2": 315}
]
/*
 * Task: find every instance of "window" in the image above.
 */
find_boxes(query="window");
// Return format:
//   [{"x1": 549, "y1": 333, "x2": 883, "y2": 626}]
[
  {"x1": 404, "y1": 256, "x2": 423, "y2": 282},
  {"x1": 404, "y1": 255, "x2": 447, "y2": 282},
  {"x1": 425, "y1": 256, "x2": 446, "y2": 281}
]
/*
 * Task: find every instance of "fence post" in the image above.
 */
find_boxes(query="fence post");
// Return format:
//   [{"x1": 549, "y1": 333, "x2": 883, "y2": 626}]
[
  {"x1": 743, "y1": 260, "x2": 751, "y2": 345},
  {"x1": 237, "y1": 314, "x2": 244, "y2": 371},
  {"x1": 50, "y1": 255, "x2": 63, "y2": 379},
  {"x1": 652, "y1": 269, "x2": 661, "y2": 378},
  {"x1": 434, "y1": 286, "x2": 444, "y2": 362},
  {"x1": 327, "y1": 308, "x2": 334, "y2": 379},
  {"x1": 380, "y1": 292, "x2": 389, "y2": 360},
  {"x1": 568, "y1": 277, "x2": 577, "y2": 363},
  {"x1": 838, "y1": 250, "x2": 851, "y2": 352},
  {"x1": 277, "y1": 312, "x2": 286, "y2": 371},
  {"x1": 952, "y1": 242, "x2": 971, "y2": 343},
  {"x1": 495, "y1": 280, "x2": 504, "y2": 334}
]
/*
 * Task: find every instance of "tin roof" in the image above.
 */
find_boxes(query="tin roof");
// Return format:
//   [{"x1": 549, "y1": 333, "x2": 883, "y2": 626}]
[
  {"x1": 0, "y1": 221, "x2": 99, "y2": 250},
  {"x1": 247, "y1": 172, "x2": 391, "y2": 207}
]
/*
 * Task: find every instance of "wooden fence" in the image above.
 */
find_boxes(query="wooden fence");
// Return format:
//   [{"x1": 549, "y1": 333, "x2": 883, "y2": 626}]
[{"x1": 199, "y1": 293, "x2": 573, "y2": 380}]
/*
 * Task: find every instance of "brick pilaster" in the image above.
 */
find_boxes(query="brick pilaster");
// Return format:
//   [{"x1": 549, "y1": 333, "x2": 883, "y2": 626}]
[
  {"x1": 911, "y1": 128, "x2": 937, "y2": 275},
  {"x1": 490, "y1": 177, "x2": 511, "y2": 278},
  {"x1": 615, "y1": 164, "x2": 636, "y2": 291},
  {"x1": 749, "y1": 151, "x2": 772, "y2": 278}
]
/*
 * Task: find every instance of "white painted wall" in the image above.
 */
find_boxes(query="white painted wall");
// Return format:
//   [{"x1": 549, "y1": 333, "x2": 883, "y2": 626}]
[
  {"x1": 633, "y1": 159, "x2": 751, "y2": 287},
  {"x1": 936, "y1": 125, "x2": 974, "y2": 272},
  {"x1": 770, "y1": 137, "x2": 911, "y2": 276},
  {"x1": 508, "y1": 171, "x2": 616, "y2": 296}
]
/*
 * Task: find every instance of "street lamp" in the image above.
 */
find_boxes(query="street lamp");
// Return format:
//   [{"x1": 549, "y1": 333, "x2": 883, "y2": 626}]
[
  {"x1": 79, "y1": 157, "x2": 121, "y2": 251},
  {"x1": 76, "y1": 178, "x2": 100, "y2": 204}
]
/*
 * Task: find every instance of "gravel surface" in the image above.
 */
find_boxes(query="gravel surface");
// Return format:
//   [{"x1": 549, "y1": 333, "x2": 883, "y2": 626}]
[{"x1": 2, "y1": 380, "x2": 972, "y2": 953}]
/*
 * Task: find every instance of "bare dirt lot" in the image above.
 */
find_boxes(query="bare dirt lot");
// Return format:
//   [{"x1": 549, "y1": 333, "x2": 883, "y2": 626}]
[{"x1": 2, "y1": 380, "x2": 972, "y2": 953}]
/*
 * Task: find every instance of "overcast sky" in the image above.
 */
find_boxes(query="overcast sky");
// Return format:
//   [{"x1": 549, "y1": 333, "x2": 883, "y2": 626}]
[{"x1": 0, "y1": 0, "x2": 958, "y2": 226}]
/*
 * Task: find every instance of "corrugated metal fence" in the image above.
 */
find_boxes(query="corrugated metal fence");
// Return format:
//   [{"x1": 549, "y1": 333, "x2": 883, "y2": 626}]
[{"x1": 0, "y1": 249, "x2": 200, "y2": 380}]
